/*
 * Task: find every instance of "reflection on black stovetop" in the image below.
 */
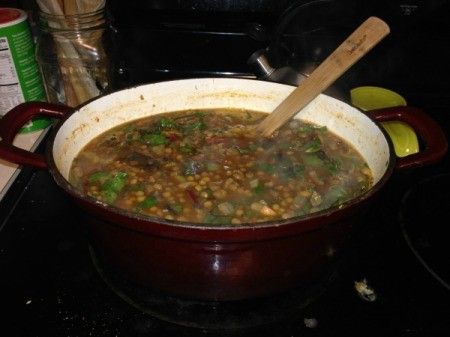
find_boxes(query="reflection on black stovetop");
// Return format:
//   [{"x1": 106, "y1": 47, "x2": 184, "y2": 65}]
[
  {"x1": 109, "y1": 0, "x2": 450, "y2": 100},
  {"x1": 400, "y1": 173, "x2": 450, "y2": 292},
  {"x1": 1, "y1": 157, "x2": 450, "y2": 336}
]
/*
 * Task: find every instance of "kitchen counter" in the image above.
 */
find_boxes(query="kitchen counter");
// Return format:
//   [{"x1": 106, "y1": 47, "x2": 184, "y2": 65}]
[{"x1": 0, "y1": 129, "x2": 47, "y2": 201}]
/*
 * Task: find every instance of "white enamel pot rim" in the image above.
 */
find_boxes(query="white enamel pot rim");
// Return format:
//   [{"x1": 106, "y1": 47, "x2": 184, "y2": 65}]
[{"x1": 46, "y1": 77, "x2": 394, "y2": 229}]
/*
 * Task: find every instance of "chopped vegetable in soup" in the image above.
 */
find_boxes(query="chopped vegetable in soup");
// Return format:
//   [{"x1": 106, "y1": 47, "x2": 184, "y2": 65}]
[{"x1": 69, "y1": 109, "x2": 373, "y2": 225}]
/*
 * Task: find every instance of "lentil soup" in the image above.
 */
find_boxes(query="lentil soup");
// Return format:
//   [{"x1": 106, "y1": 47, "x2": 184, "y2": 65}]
[{"x1": 69, "y1": 109, "x2": 373, "y2": 225}]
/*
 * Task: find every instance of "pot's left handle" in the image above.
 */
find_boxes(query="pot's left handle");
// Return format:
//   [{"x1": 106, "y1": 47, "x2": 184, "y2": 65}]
[{"x1": 0, "y1": 102, "x2": 74, "y2": 169}]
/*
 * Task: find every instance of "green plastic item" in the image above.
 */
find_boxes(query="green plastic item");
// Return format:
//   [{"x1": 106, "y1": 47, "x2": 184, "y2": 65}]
[{"x1": 350, "y1": 86, "x2": 419, "y2": 157}]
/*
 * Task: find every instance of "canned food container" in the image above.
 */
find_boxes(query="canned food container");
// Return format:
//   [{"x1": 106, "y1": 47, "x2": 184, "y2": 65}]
[{"x1": 0, "y1": 7, "x2": 50, "y2": 133}]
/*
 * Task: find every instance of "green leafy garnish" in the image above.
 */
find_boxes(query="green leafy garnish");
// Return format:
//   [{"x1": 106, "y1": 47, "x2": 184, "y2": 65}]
[
  {"x1": 298, "y1": 125, "x2": 327, "y2": 133},
  {"x1": 159, "y1": 118, "x2": 176, "y2": 129},
  {"x1": 101, "y1": 190, "x2": 117, "y2": 203},
  {"x1": 168, "y1": 204, "x2": 183, "y2": 215},
  {"x1": 302, "y1": 139, "x2": 322, "y2": 153},
  {"x1": 179, "y1": 143, "x2": 196, "y2": 155},
  {"x1": 253, "y1": 183, "x2": 266, "y2": 195},
  {"x1": 102, "y1": 172, "x2": 128, "y2": 194},
  {"x1": 279, "y1": 163, "x2": 304, "y2": 179},
  {"x1": 325, "y1": 158, "x2": 341, "y2": 174},
  {"x1": 142, "y1": 133, "x2": 169, "y2": 146},
  {"x1": 254, "y1": 162, "x2": 275, "y2": 174},
  {"x1": 95, "y1": 171, "x2": 127, "y2": 203},
  {"x1": 303, "y1": 154, "x2": 324, "y2": 167},
  {"x1": 326, "y1": 186, "x2": 347, "y2": 206},
  {"x1": 235, "y1": 143, "x2": 257, "y2": 154},
  {"x1": 125, "y1": 131, "x2": 139, "y2": 142},
  {"x1": 122, "y1": 124, "x2": 135, "y2": 133},
  {"x1": 183, "y1": 112, "x2": 206, "y2": 133},
  {"x1": 137, "y1": 196, "x2": 158, "y2": 209}
]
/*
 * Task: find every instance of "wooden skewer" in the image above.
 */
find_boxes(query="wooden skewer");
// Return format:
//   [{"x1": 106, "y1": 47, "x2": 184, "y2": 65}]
[
  {"x1": 36, "y1": 0, "x2": 106, "y2": 106},
  {"x1": 253, "y1": 16, "x2": 390, "y2": 137},
  {"x1": 63, "y1": 0, "x2": 78, "y2": 15}
]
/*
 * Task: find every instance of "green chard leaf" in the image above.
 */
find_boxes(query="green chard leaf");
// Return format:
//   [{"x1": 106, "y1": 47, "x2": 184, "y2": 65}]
[
  {"x1": 159, "y1": 117, "x2": 177, "y2": 129},
  {"x1": 137, "y1": 196, "x2": 158, "y2": 210},
  {"x1": 302, "y1": 138, "x2": 322, "y2": 153},
  {"x1": 325, "y1": 158, "x2": 341, "y2": 174},
  {"x1": 235, "y1": 143, "x2": 257, "y2": 155},
  {"x1": 302, "y1": 153, "x2": 324, "y2": 167},
  {"x1": 298, "y1": 124, "x2": 327, "y2": 133},
  {"x1": 183, "y1": 113, "x2": 206, "y2": 133},
  {"x1": 142, "y1": 133, "x2": 169, "y2": 146},
  {"x1": 88, "y1": 171, "x2": 110, "y2": 184},
  {"x1": 101, "y1": 190, "x2": 118, "y2": 203},
  {"x1": 254, "y1": 162, "x2": 276, "y2": 174},
  {"x1": 179, "y1": 143, "x2": 196, "y2": 155},
  {"x1": 102, "y1": 172, "x2": 128, "y2": 193},
  {"x1": 253, "y1": 183, "x2": 266, "y2": 195},
  {"x1": 168, "y1": 203, "x2": 183, "y2": 215}
]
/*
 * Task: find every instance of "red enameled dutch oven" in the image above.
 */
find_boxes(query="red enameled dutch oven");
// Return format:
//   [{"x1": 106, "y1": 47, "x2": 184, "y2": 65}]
[{"x1": 0, "y1": 78, "x2": 447, "y2": 301}]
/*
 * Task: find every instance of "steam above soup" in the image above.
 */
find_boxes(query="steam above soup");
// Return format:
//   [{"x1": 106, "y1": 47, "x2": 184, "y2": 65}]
[{"x1": 69, "y1": 109, "x2": 373, "y2": 225}]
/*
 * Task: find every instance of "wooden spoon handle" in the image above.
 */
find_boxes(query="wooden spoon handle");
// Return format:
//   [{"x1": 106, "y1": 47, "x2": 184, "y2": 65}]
[{"x1": 254, "y1": 16, "x2": 390, "y2": 137}]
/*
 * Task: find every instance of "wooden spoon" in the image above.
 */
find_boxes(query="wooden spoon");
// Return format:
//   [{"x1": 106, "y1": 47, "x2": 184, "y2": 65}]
[{"x1": 253, "y1": 16, "x2": 390, "y2": 137}]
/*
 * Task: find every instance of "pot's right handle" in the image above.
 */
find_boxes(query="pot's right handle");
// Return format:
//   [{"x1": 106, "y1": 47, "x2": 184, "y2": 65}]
[
  {"x1": 0, "y1": 102, "x2": 74, "y2": 169},
  {"x1": 368, "y1": 106, "x2": 448, "y2": 170}
]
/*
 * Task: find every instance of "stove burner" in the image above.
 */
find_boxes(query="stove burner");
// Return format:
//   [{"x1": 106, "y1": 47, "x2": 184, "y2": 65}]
[
  {"x1": 89, "y1": 246, "x2": 339, "y2": 329},
  {"x1": 400, "y1": 173, "x2": 450, "y2": 291}
]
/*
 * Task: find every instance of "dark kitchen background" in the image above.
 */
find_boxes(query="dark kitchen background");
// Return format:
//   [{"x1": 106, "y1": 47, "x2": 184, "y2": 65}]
[{"x1": 1, "y1": 0, "x2": 449, "y2": 336}]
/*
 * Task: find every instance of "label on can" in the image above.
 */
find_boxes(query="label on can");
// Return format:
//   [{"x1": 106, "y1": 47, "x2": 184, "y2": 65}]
[{"x1": 0, "y1": 8, "x2": 50, "y2": 133}]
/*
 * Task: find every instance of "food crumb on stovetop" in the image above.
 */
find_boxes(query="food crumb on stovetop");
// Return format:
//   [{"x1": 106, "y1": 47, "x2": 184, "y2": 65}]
[
  {"x1": 304, "y1": 317, "x2": 318, "y2": 328},
  {"x1": 354, "y1": 278, "x2": 377, "y2": 302}
]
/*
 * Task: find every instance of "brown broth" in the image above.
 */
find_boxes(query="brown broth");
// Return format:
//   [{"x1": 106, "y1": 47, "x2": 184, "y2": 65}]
[{"x1": 69, "y1": 109, "x2": 373, "y2": 225}]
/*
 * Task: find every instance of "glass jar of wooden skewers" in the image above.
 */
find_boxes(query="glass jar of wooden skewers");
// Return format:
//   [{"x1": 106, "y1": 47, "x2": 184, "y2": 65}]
[{"x1": 35, "y1": 1, "x2": 114, "y2": 107}]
